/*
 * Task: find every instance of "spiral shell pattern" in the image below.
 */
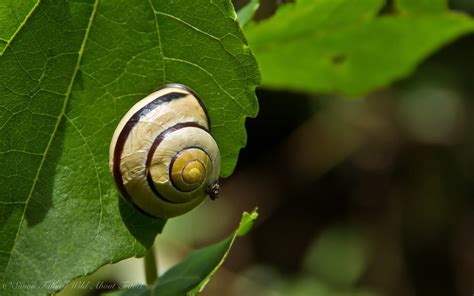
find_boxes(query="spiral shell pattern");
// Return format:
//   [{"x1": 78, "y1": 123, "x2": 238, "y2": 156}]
[{"x1": 109, "y1": 84, "x2": 220, "y2": 219}]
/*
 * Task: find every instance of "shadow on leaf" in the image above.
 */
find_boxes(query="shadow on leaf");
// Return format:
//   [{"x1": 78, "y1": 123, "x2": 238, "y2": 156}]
[{"x1": 118, "y1": 197, "x2": 166, "y2": 248}]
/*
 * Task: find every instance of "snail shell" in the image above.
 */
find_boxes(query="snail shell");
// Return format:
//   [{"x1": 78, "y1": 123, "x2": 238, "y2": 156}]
[{"x1": 109, "y1": 84, "x2": 221, "y2": 219}]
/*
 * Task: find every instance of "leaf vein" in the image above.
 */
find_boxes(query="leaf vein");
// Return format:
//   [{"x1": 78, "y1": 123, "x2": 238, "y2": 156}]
[
  {"x1": 64, "y1": 115, "x2": 103, "y2": 234},
  {"x1": 163, "y1": 57, "x2": 248, "y2": 112},
  {"x1": 148, "y1": 0, "x2": 166, "y2": 84},
  {"x1": 1, "y1": 0, "x2": 100, "y2": 284},
  {"x1": 0, "y1": 0, "x2": 41, "y2": 56}
]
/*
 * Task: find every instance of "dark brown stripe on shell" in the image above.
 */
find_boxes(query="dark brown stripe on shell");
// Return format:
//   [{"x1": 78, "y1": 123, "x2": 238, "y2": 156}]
[
  {"x1": 145, "y1": 123, "x2": 208, "y2": 203},
  {"x1": 112, "y1": 91, "x2": 188, "y2": 202},
  {"x1": 156, "y1": 83, "x2": 211, "y2": 128}
]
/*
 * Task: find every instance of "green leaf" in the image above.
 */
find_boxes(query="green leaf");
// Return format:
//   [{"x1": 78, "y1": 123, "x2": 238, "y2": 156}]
[
  {"x1": 396, "y1": 0, "x2": 447, "y2": 13},
  {"x1": 237, "y1": 0, "x2": 260, "y2": 27},
  {"x1": 107, "y1": 209, "x2": 259, "y2": 296},
  {"x1": 244, "y1": 0, "x2": 474, "y2": 96},
  {"x1": 0, "y1": 0, "x2": 259, "y2": 294},
  {"x1": 0, "y1": 0, "x2": 39, "y2": 55}
]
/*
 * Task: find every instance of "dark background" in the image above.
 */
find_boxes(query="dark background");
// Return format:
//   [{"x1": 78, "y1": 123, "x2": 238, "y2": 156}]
[{"x1": 197, "y1": 0, "x2": 474, "y2": 295}]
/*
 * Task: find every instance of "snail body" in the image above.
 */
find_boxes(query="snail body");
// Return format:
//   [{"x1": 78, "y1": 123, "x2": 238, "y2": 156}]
[{"x1": 109, "y1": 84, "x2": 221, "y2": 219}]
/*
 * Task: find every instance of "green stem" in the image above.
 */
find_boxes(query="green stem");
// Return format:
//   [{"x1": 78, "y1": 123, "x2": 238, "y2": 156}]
[{"x1": 144, "y1": 246, "x2": 158, "y2": 288}]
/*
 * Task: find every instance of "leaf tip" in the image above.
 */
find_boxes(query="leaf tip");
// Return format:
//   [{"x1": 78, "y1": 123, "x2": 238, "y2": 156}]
[{"x1": 236, "y1": 207, "x2": 259, "y2": 236}]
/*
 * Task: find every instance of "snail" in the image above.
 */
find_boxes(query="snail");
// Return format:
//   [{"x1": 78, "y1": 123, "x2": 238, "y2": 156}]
[{"x1": 109, "y1": 84, "x2": 221, "y2": 219}]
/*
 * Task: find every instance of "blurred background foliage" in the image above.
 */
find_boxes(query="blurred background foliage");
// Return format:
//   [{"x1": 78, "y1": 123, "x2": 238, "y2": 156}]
[{"x1": 62, "y1": 0, "x2": 474, "y2": 295}]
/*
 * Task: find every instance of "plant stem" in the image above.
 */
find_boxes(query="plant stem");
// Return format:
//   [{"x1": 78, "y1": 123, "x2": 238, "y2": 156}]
[{"x1": 144, "y1": 246, "x2": 158, "y2": 288}]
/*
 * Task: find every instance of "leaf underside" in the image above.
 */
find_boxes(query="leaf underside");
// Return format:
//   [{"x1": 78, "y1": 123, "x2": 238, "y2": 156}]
[
  {"x1": 237, "y1": 0, "x2": 260, "y2": 28},
  {"x1": 0, "y1": 0, "x2": 259, "y2": 294},
  {"x1": 244, "y1": 0, "x2": 474, "y2": 96}
]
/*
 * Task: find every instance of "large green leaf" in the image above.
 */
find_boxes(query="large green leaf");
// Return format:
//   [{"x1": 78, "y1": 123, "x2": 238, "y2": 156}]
[
  {"x1": 244, "y1": 0, "x2": 474, "y2": 96},
  {"x1": 108, "y1": 209, "x2": 258, "y2": 296},
  {"x1": 0, "y1": 0, "x2": 259, "y2": 294}
]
